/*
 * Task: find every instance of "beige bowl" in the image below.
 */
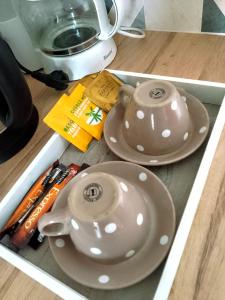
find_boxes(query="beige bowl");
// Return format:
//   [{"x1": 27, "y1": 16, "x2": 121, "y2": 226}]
[
  {"x1": 120, "y1": 80, "x2": 193, "y2": 155},
  {"x1": 47, "y1": 161, "x2": 176, "y2": 289},
  {"x1": 38, "y1": 172, "x2": 148, "y2": 263}
]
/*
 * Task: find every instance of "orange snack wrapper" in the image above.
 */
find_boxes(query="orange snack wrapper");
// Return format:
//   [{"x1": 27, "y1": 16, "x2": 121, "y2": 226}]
[
  {"x1": 0, "y1": 163, "x2": 56, "y2": 238},
  {"x1": 10, "y1": 164, "x2": 80, "y2": 249}
]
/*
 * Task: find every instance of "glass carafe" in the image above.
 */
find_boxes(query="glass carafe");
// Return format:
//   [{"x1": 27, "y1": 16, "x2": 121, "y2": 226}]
[{"x1": 16, "y1": 0, "x2": 103, "y2": 55}]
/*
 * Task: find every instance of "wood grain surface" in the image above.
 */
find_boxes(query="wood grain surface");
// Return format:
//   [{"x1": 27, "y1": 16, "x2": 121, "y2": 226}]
[
  {"x1": 170, "y1": 126, "x2": 225, "y2": 300},
  {"x1": 0, "y1": 259, "x2": 60, "y2": 300},
  {"x1": 1, "y1": 31, "x2": 225, "y2": 299}
]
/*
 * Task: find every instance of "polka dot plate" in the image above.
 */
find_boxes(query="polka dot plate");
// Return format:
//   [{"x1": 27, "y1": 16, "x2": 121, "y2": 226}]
[
  {"x1": 104, "y1": 90, "x2": 210, "y2": 166},
  {"x1": 49, "y1": 161, "x2": 176, "y2": 289}
]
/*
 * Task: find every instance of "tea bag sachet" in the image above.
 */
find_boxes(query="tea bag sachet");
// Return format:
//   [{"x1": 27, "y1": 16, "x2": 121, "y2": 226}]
[
  {"x1": 43, "y1": 95, "x2": 93, "y2": 152},
  {"x1": 85, "y1": 70, "x2": 123, "y2": 112},
  {"x1": 65, "y1": 83, "x2": 107, "y2": 140},
  {"x1": 68, "y1": 73, "x2": 98, "y2": 94},
  {"x1": 43, "y1": 70, "x2": 122, "y2": 151}
]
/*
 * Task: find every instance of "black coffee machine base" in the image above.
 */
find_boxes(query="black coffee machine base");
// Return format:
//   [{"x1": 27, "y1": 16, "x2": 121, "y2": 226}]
[{"x1": 0, "y1": 106, "x2": 39, "y2": 164}]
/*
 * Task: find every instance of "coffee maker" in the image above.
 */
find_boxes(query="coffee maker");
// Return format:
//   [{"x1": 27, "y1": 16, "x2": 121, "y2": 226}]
[
  {"x1": 0, "y1": 0, "x2": 144, "y2": 84},
  {"x1": 0, "y1": 37, "x2": 38, "y2": 164}
]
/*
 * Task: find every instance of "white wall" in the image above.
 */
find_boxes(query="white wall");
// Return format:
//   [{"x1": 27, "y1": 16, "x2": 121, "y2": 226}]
[{"x1": 144, "y1": 0, "x2": 204, "y2": 32}]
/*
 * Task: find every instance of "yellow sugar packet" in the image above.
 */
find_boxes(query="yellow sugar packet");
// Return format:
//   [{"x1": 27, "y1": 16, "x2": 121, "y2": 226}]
[
  {"x1": 85, "y1": 70, "x2": 123, "y2": 112},
  {"x1": 65, "y1": 83, "x2": 107, "y2": 140},
  {"x1": 43, "y1": 100, "x2": 92, "y2": 152}
]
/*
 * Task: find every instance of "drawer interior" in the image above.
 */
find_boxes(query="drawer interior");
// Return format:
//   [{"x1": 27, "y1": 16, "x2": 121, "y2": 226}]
[{"x1": 0, "y1": 74, "x2": 224, "y2": 300}]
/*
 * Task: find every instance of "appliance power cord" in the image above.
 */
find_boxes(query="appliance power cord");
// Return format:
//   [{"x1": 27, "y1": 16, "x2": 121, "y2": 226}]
[
  {"x1": 17, "y1": 62, "x2": 70, "y2": 91},
  {"x1": 118, "y1": 26, "x2": 146, "y2": 39},
  {"x1": 2, "y1": 38, "x2": 70, "y2": 91}
]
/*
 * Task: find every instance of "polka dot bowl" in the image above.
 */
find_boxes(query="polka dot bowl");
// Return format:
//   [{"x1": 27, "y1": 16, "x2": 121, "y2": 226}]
[
  {"x1": 38, "y1": 171, "x2": 149, "y2": 263},
  {"x1": 47, "y1": 161, "x2": 175, "y2": 289},
  {"x1": 120, "y1": 80, "x2": 193, "y2": 156}
]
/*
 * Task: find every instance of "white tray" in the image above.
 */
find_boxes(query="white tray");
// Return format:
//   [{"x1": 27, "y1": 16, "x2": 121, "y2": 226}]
[{"x1": 1, "y1": 70, "x2": 225, "y2": 300}]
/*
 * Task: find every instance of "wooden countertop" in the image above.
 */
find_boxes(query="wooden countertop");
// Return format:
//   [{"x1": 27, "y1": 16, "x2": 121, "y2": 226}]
[{"x1": 1, "y1": 31, "x2": 225, "y2": 299}]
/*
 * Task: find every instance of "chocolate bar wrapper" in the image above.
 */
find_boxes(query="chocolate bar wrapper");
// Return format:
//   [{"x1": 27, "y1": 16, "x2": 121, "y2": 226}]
[
  {"x1": 28, "y1": 230, "x2": 45, "y2": 250},
  {"x1": 28, "y1": 163, "x2": 90, "y2": 250},
  {"x1": 0, "y1": 161, "x2": 59, "y2": 239},
  {"x1": 10, "y1": 164, "x2": 80, "y2": 249}
]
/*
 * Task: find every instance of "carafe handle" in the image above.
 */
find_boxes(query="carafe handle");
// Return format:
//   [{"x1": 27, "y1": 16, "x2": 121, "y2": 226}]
[{"x1": 93, "y1": 0, "x2": 124, "y2": 40}]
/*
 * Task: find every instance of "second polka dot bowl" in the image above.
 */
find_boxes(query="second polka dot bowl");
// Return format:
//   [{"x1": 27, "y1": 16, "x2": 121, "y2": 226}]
[
  {"x1": 38, "y1": 171, "x2": 149, "y2": 263},
  {"x1": 120, "y1": 80, "x2": 192, "y2": 156},
  {"x1": 47, "y1": 162, "x2": 175, "y2": 289}
]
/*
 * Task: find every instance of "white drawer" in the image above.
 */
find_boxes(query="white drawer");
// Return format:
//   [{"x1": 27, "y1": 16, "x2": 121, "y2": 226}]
[{"x1": 1, "y1": 70, "x2": 225, "y2": 300}]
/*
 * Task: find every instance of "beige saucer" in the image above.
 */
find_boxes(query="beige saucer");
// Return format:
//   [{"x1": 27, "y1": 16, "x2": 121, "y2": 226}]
[
  {"x1": 49, "y1": 161, "x2": 175, "y2": 289},
  {"x1": 104, "y1": 90, "x2": 210, "y2": 166}
]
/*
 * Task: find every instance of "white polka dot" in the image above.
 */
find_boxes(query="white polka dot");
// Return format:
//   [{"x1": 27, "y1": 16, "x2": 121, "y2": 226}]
[
  {"x1": 136, "y1": 81, "x2": 141, "y2": 87},
  {"x1": 55, "y1": 238, "x2": 65, "y2": 248},
  {"x1": 136, "y1": 110, "x2": 145, "y2": 119},
  {"x1": 137, "y1": 213, "x2": 144, "y2": 226},
  {"x1": 125, "y1": 250, "x2": 135, "y2": 258},
  {"x1": 125, "y1": 120, "x2": 129, "y2": 129},
  {"x1": 183, "y1": 132, "x2": 189, "y2": 141},
  {"x1": 149, "y1": 159, "x2": 158, "y2": 163},
  {"x1": 90, "y1": 247, "x2": 102, "y2": 255},
  {"x1": 139, "y1": 172, "x2": 147, "y2": 182},
  {"x1": 81, "y1": 172, "x2": 88, "y2": 178},
  {"x1": 181, "y1": 96, "x2": 186, "y2": 102},
  {"x1": 199, "y1": 126, "x2": 207, "y2": 134},
  {"x1": 171, "y1": 101, "x2": 178, "y2": 111},
  {"x1": 104, "y1": 223, "x2": 117, "y2": 234},
  {"x1": 137, "y1": 145, "x2": 144, "y2": 152},
  {"x1": 98, "y1": 275, "x2": 110, "y2": 284},
  {"x1": 71, "y1": 219, "x2": 79, "y2": 230},
  {"x1": 120, "y1": 182, "x2": 128, "y2": 192},
  {"x1": 151, "y1": 113, "x2": 155, "y2": 130},
  {"x1": 110, "y1": 137, "x2": 117, "y2": 143},
  {"x1": 160, "y1": 235, "x2": 169, "y2": 245},
  {"x1": 162, "y1": 129, "x2": 171, "y2": 138}
]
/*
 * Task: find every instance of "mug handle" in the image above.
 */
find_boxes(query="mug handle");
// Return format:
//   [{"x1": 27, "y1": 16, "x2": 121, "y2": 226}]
[
  {"x1": 38, "y1": 209, "x2": 70, "y2": 237},
  {"x1": 120, "y1": 84, "x2": 135, "y2": 108}
]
